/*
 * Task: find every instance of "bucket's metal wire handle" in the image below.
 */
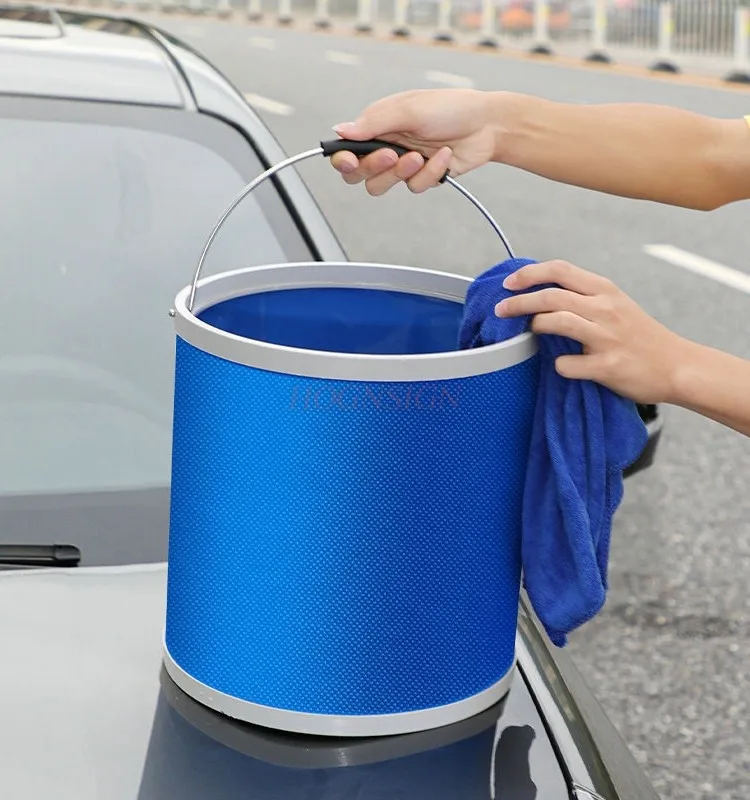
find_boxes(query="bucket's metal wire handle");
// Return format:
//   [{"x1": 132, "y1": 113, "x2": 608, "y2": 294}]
[{"x1": 187, "y1": 139, "x2": 516, "y2": 313}]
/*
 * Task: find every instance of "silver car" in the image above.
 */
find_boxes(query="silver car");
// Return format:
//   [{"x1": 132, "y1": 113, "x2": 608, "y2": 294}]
[{"x1": 0, "y1": 6, "x2": 662, "y2": 799}]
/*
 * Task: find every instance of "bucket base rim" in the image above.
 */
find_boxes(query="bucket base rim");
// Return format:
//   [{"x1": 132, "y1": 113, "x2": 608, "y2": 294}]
[{"x1": 162, "y1": 646, "x2": 515, "y2": 738}]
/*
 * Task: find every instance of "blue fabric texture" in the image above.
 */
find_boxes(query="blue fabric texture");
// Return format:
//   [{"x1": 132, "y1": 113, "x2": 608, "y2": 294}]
[
  {"x1": 458, "y1": 258, "x2": 649, "y2": 646},
  {"x1": 167, "y1": 334, "x2": 535, "y2": 715}
]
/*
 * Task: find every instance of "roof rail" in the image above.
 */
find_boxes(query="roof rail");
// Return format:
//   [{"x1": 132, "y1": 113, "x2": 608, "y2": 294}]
[{"x1": 0, "y1": 3, "x2": 65, "y2": 37}]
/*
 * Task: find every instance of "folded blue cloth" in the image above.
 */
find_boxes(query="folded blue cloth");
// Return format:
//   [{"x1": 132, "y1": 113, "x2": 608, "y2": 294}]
[{"x1": 459, "y1": 258, "x2": 648, "y2": 646}]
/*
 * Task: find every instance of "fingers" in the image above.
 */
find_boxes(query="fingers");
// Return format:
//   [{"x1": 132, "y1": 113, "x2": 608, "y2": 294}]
[
  {"x1": 405, "y1": 146, "x2": 452, "y2": 194},
  {"x1": 495, "y1": 287, "x2": 594, "y2": 321},
  {"x1": 529, "y1": 311, "x2": 603, "y2": 347},
  {"x1": 329, "y1": 147, "x2": 452, "y2": 196},
  {"x1": 329, "y1": 150, "x2": 364, "y2": 177},
  {"x1": 554, "y1": 353, "x2": 603, "y2": 381},
  {"x1": 330, "y1": 149, "x2": 404, "y2": 185},
  {"x1": 503, "y1": 260, "x2": 616, "y2": 296},
  {"x1": 366, "y1": 152, "x2": 426, "y2": 197}
]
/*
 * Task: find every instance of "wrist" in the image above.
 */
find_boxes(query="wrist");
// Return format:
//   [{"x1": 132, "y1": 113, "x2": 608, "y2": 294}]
[
  {"x1": 662, "y1": 336, "x2": 705, "y2": 407},
  {"x1": 485, "y1": 91, "x2": 565, "y2": 170},
  {"x1": 484, "y1": 91, "x2": 534, "y2": 165}
]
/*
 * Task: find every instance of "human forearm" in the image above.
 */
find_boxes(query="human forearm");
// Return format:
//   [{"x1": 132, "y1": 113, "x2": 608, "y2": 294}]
[
  {"x1": 497, "y1": 260, "x2": 750, "y2": 439},
  {"x1": 666, "y1": 339, "x2": 750, "y2": 436},
  {"x1": 491, "y1": 93, "x2": 750, "y2": 211}
]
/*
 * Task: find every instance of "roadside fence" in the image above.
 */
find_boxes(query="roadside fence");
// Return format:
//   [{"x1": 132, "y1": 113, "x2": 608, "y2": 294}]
[{"x1": 56, "y1": 0, "x2": 750, "y2": 82}]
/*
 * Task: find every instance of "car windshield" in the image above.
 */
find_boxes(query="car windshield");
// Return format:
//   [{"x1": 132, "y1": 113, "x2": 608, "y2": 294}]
[{"x1": 0, "y1": 97, "x2": 313, "y2": 564}]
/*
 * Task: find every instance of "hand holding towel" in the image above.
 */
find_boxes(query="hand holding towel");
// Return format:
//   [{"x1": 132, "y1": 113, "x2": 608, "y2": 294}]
[{"x1": 459, "y1": 258, "x2": 648, "y2": 646}]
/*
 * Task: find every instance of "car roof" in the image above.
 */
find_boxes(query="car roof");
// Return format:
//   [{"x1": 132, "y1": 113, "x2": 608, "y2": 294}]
[{"x1": 0, "y1": 4, "x2": 193, "y2": 107}]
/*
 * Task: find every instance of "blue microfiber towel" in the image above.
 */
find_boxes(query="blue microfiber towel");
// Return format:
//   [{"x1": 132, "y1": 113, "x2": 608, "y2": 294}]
[{"x1": 459, "y1": 258, "x2": 649, "y2": 646}]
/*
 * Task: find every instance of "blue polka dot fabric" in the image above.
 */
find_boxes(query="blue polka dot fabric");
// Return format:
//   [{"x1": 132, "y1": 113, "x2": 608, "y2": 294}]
[{"x1": 166, "y1": 331, "x2": 538, "y2": 717}]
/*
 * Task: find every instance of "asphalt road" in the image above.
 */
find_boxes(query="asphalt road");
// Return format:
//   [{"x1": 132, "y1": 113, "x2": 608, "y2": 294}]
[{"x1": 145, "y1": 13, "x2": 749, "y2": 799}]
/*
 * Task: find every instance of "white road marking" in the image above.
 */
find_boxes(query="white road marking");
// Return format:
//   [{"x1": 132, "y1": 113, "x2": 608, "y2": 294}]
[
  {"x1": 425, "y1": 70, "x2": 474, "y2": 87},
  {"x1": 243, "y1": 93, "x2": 294, "y2": 116},
  {"x1": 249, "y1": 35, "x2": 276, "y2": 49},
  {"x1": 643, "y1": 244, "x2": 750, "y2": 295},
  {"x1": 325, "y1": 50, "x2": 360, "y2": 65}
]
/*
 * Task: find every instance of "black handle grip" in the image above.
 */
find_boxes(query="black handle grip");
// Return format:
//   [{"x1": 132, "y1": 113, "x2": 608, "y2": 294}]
[
  {"x1": 321, "y1": 138, "x2": 411, "y2": 159},
  {"x1": 320, "y1": 138, "x2": 450, "y2": 184}
]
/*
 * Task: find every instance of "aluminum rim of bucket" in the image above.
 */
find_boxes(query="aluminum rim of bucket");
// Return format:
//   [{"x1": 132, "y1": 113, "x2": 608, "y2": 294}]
[
  {"x1": 171, "y1": 138, "x2": 537, "y2": 382},
  {"x1": 160, "y1": 665, "x2": 508, "y2": 770}
]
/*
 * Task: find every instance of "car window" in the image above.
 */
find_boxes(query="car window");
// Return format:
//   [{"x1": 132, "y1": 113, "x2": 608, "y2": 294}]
[{"x1": 0, "y1": 98, "x2": 316, "y2": 562}]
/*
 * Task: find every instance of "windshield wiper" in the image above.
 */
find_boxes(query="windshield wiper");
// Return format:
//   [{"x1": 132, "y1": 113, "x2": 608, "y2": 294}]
[{"x1": 0, "y1": 544, "x2": 81, "y2": 568}]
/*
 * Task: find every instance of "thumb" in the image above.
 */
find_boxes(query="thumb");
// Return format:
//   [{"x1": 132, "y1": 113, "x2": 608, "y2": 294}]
[
  {"x1": 334, "y1": 95, "x2": 414, "y2": 141},
  {"x1": 332, "y1": 120, "x2": 371, "y2": 141}
]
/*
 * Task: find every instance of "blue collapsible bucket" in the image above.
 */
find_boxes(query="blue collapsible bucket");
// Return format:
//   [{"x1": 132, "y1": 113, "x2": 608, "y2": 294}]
[{"x1": 164, "y1": 140, "x2": 540, "y2": 738}]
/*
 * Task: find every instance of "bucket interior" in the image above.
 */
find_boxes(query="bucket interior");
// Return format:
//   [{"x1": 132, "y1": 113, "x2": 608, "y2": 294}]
[{"x1": 197, "y1": 286, "x2": 465, "y2": 356}]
